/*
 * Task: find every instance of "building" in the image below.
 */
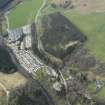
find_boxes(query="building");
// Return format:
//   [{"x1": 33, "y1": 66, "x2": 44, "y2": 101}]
[
  {"x1": 9, "y1": 28, "x2": 23, "y2": 42},
  {"x1": 22, "y1": 24, "x2": 31, "y2": 35}
]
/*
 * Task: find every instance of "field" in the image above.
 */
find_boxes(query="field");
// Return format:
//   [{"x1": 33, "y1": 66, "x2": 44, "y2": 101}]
[
  {"x1": 65, "y1": 11, "x2": 105, "y2": 62},
  {"x1": 8, "y1": 0, "x2": 42, "y2": 29},
  {"x1": 66, "y1": 0, "x2": 105, "y2": 62}
]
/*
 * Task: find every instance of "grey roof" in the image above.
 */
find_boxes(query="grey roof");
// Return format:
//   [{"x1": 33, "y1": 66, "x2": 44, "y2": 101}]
[{"x1": 9, "y1": 28, "x2": 23, "y2": 42}]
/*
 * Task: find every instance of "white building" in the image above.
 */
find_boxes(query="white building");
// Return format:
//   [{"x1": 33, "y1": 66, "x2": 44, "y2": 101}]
[
  {"x1": 22, "y1": 24, "x2": 31, "y2": 35},
  {"x1": 24, "y1": 35, "x2": 32, "y2": 49}
]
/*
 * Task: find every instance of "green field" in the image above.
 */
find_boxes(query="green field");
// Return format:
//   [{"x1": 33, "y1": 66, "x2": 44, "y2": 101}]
[
  {"x1": 8, "y1": 0, "x2": 42, "y2": 29},
  {"x1": 64, "y1": 11, "x2": 105, "y2": 62}
]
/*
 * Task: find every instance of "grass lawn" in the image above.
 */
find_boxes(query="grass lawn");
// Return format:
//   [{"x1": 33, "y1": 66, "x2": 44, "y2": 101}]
[
  {"x1": 8, "y1": 0, "x2": 42, "y2": 29},
  {"x1": 64, "y1": 11, "x2": 105, "y2": 62}
]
